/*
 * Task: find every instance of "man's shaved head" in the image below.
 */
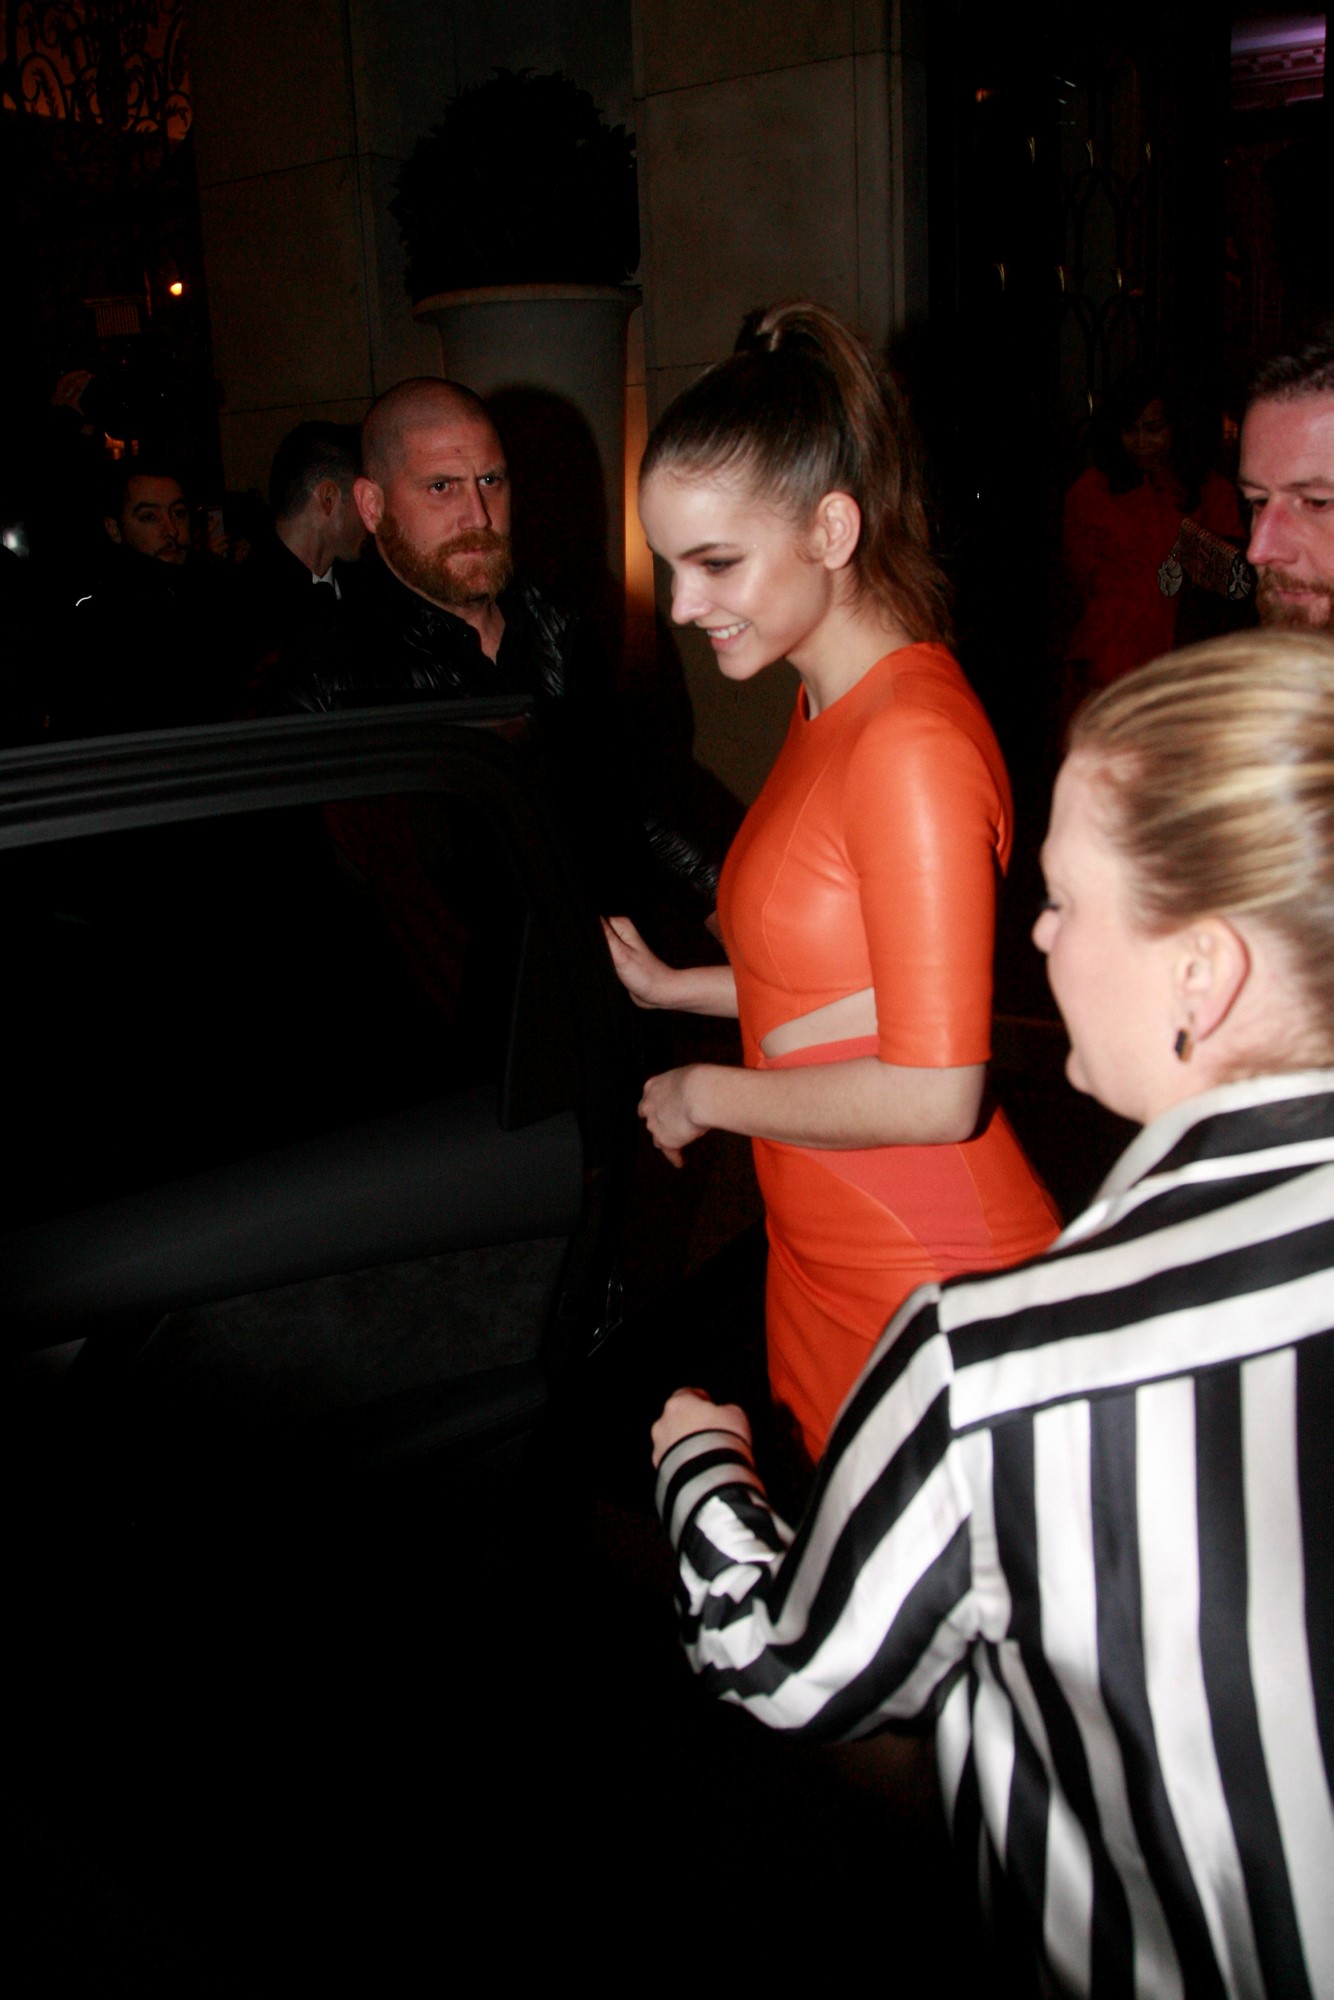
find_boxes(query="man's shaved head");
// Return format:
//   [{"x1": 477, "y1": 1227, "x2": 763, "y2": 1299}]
[
  {"x1": 354, "y1": 376, "x2": 513, "y2": 615},
  {"x1": 361, "y1": 377, "x2": 494, "y2": 483}
]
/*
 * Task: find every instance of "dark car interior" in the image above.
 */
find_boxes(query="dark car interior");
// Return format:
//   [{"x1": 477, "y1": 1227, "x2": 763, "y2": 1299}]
[{"x1": 2, "y1": 702, "x2": 637, "y2": 1497}]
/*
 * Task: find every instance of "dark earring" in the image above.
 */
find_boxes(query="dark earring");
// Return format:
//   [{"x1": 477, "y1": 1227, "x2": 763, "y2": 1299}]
[{"x1": 1173, "y1": 1027, "x2": 1193, "y2": 1063}]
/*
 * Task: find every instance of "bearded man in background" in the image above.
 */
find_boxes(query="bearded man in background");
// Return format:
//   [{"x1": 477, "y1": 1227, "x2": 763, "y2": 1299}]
[{"x1": 1240, "y1": 328, "x2": 1334, "y2": 631}]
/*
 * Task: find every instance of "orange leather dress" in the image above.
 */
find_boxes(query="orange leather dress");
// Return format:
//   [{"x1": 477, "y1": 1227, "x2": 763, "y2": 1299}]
[{"x1": 718, "y1": 643, "x2": 1059, "y2": 1459}]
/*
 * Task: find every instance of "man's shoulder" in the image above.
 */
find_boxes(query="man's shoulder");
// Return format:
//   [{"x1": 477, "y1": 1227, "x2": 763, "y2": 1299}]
[
  {"x1": 339, "y1": 552, "x2": 456, "y2": 645},
  {"x1": 499, "y1": 576, "x2": 605, "y2": 699},
  {"x1": 68, "y1": 548, "x2": 198, "y2": 616},
  {"x1": 498, "y1": 574, "x2": 574, "y2": 643},
  {"x1": 244, "y1": 530, "x2": 313, "y2": 594},
  {"x1": 280, "y1": 549, "x2": 481, "y2": 711}
]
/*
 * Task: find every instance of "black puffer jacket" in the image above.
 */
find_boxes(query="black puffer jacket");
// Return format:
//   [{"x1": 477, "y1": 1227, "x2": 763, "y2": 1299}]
[
  {"x1": 282, "y1": 548, "x2": 719, "y2": 915},
  {"x1": 46, "y1": 548, "x2": 246, "y2": 740},
  {"x1": 283, "y1": 547, "x2": 596, "y2": 712}
]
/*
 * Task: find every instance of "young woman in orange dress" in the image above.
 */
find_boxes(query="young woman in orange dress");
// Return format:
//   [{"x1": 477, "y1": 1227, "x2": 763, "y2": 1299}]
[{"x1": 605, "y1": 302, "x2": 1059, "y2": 1461}]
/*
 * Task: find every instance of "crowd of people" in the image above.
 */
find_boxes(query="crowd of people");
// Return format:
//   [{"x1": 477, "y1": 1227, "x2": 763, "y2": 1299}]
[
  {"x1": 3, "y1": 314, "x2": 1332, "y2": 1995},
  {"x1": 0, "y1": 397, "x2": 369, "y2": 744}
]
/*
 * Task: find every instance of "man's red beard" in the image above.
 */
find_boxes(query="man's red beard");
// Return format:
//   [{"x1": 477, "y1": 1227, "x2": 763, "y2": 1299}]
[
  {"x1": 377, "y1": 513, "x2": 513, "y2": 607},
  {"x1": 1255, "y1": 566, "x2": 1334, "y2": 630}
]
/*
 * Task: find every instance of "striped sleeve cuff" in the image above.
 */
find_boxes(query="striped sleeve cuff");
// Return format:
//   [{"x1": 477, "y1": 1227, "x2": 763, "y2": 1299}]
[{"x1": 655, "y1": 1428, "x2": 763, "y2": 1550}]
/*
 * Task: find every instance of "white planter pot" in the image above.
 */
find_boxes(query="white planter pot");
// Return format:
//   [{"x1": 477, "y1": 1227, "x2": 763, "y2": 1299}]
[{"x1": 413, "y1": 284, "x2": 640, "y2": 618}]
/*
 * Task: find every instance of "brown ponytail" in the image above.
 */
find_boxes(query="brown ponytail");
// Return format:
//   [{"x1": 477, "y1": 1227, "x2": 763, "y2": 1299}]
[{"x1": 641, "y1": 300, "x2": 950, "y2": 645}]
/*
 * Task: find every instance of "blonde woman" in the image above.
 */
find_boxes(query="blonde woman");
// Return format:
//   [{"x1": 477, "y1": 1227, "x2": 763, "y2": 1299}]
[{"x1": 651, "y1": 631, "x2": 1334, "y2": 1998}]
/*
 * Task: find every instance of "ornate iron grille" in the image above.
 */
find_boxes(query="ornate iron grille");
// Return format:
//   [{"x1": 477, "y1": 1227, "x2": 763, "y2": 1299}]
[{"x1": 1, "y1": 0, "x2": 190, "y2": 189}]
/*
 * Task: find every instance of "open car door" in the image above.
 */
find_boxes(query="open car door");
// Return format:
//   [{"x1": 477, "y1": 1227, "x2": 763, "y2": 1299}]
[{"x1": 1, "y1": 701, "x2": 636, "y2": 1491}]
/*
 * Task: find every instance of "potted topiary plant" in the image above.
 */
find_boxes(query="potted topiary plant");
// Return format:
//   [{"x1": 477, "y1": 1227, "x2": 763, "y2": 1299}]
[
  {"x1": 392, "y1": 68, "x2": 639, "y2": 299},
  {"x1": 393, "y1": 71, "x2": 641, "y2": 607}
]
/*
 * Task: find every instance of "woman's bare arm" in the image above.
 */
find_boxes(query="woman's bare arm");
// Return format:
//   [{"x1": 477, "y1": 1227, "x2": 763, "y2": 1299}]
[
  {"x1": 605, "y1": 924, "x2": 984, "y2": 1168},
  {"x1": 638, "y1": 1056, "x2": 985, "y2": 1167},
  {"x1": 602, "y1": 916, "x2": 738, "y2": 1018}
]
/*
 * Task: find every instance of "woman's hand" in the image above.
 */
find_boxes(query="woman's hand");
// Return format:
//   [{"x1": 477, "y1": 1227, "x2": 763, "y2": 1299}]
[
  {"x1": 602, "y1": 915, "x2": 672, "y2": 1009},
  {"x1": 639, "y1": 1065, "x2": 710, "y2": 1167},
  {"x1": 601, "y1": 921, "x2": 740, "y2": 1022},
  {"x1": 651, "y1": 1388, "x2": 752, "y2": 1469}
]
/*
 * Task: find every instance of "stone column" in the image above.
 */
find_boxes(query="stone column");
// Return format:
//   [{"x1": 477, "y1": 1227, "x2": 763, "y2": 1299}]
[{"x1": 189, "y1": 0, "x2": 451, "y2": 494}]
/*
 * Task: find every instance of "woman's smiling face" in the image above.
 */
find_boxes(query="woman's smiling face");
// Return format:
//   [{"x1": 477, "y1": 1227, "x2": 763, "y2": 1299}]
[{"x1": 639, "y1": 469, "x2": 838, "y2": 679}]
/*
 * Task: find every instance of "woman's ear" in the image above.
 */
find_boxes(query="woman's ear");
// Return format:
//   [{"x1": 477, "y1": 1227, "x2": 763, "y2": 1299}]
[
  {"x1": 809, "y1": 491, "x2": 862, "y2": 571},
  {"x1": 1175, "y1": 916, "x2": 1251, "y2": 1045}
]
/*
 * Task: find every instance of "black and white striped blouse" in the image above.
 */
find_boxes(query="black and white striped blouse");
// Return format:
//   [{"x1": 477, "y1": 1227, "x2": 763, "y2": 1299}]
[{"x1": 656, "y1": 1071, "x2": 1334, "y2": 1998}]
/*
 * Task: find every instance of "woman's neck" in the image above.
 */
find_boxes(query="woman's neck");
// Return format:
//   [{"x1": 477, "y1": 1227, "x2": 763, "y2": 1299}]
[{"x1": 790, "y1": 594, "x2": 918, "y2": 716}]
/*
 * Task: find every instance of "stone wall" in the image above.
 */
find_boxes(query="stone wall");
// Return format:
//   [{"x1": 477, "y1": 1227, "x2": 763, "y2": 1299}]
[
  {"x1": 190, "y1": 0, "x2": 635, "y2": 497},
  {"x1": 631, "y1": 0, "x2": 925, "y2": 801},
  {"x1": 190, "y1": 0, "x2": 454, "y2": 495}
]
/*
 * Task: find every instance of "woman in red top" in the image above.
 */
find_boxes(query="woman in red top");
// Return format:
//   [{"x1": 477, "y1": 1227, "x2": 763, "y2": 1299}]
[
  {"x1": 605, "y1": 303, "x2": 1058, "y2": 1459},
  {"x1": 1063, "y1": 370, "x2": 1243, "y2": 690}
]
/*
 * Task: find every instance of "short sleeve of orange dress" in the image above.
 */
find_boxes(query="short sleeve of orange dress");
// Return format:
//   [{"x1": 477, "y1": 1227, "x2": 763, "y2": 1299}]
[{"x1": 719, "y1": 644, "x2": 1059, "y2": 1460}]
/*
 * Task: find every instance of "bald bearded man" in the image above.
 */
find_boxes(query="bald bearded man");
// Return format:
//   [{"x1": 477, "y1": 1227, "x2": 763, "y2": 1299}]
[
  {"x1": 282, "y1": 377, "x2": 720, "y2": 916},
  {"x1": 284, "y1": 378, "x2": 585, "y2": 710}
]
